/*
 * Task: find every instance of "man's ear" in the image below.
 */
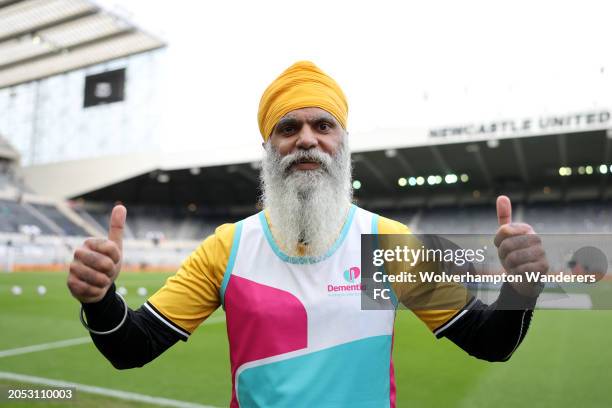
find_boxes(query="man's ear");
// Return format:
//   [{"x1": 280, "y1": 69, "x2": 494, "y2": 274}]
[{"x1": 261, "y1": 142, "x2": 265, "y2": 149}]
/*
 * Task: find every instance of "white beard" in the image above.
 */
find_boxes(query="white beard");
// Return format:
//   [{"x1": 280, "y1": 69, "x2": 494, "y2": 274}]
[{"x1": 260, "y1": 135, "x2": 353, "y2": 258}]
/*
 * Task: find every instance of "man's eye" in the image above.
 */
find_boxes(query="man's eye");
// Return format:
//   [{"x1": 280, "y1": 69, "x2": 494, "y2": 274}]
[{"x1": 319, "y1": 123, "x2": 330, "y2": 131}]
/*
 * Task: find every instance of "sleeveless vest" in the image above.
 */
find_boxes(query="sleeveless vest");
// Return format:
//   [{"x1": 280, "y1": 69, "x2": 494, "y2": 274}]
[{"x1": 221, "y1": 205, "x2": 396, "y2": 407}]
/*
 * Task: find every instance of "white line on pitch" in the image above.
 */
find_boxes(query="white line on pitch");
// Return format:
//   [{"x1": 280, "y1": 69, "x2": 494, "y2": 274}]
[
  {"x1": 0, "y1": 371, "x2": 217, "y2": 408},
  {"x1": 0, "y1": 316, "x2": 225, "y2": 359},
  {"x1": 0, "y1": 337, "x2": 91, "y2": 358}
]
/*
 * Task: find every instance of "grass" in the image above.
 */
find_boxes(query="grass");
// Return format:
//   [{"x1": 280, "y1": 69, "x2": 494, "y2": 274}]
[{"x1": 0, "y1": 271, "x2": 610, "y2": 407}]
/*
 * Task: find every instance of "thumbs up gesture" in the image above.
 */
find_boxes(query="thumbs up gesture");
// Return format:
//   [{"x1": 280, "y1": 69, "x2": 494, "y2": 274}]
[
  {"x1": 494, "y1": 196, "x2": 548, "y2": 297},
  {"x1": 68, "y1": 205, "x2": 126, "y2": 303}
]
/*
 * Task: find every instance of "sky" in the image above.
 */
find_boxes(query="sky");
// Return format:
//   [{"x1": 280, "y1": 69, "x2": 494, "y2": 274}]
[{"x1": 99, "y1": 0, "x2": 612, "y2": 154}]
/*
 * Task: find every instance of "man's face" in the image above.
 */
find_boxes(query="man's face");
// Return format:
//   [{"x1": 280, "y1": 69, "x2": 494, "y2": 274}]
[
  {"x1": 267, "y1": 107, "x2": 345, "y2": 172},
  {"x1": 260, "y1": 106, "x2": 352, "y2": 257}
]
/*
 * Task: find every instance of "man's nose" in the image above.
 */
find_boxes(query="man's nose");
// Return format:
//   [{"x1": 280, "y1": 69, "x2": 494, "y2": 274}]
[{"x1": 296, "y1": 125, "x2": 318, "y2": 150}]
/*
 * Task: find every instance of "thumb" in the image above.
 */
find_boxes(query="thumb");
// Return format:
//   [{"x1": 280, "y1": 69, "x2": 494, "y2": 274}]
[
  {"x1": 108, "y1": 205, "x2": 127, "y2": 250},
  {"x1": 496, "y1": 195, "x2": 512, "y2": 226}
]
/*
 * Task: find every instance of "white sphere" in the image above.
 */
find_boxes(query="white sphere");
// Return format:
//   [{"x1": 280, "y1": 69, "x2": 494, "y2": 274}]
[
  {"x1": 11, "y1": 285, "x2": 22, "y2": 295},
  {"x1": 137, "y1": 287, "x2": 147, "y2": 296},
  {"x1": 117, "y1": 286, "x2": 128, "y2": 296},
  {"x1": 37, "y1": 285, "x2": 47, "y2": 295}
]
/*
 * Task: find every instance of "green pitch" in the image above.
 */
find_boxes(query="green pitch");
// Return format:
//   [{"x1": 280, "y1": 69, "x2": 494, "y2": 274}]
[{"x1": 1, "y1": 272, "x2": 610, "y2": 407}]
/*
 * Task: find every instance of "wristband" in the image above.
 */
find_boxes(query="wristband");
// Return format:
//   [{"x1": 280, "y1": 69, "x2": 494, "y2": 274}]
[{"x1": 79, "y1": 292, "x2": 128, "y2": 335}]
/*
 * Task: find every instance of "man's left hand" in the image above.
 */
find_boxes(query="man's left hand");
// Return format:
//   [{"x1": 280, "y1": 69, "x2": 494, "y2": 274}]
[{"x1": 494, "y1": 195, "x2": 549, "y2": 297}]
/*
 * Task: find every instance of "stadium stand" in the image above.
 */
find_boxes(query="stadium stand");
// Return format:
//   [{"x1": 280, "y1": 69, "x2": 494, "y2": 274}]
[
  {"x1": 30, "y1": 203, "x2": 90, "y2": 236},
  {"x1": 0, "y1": 137, "x2": 102, "y2": 241},
  {"x1": 4, "y1": 123, "x2": 612, "y2": 271},
  {"x1": 523, "y1": 201, "x2": 612, "y2": 233},
  {"x1": 0, "y1": 199, "x2": 55, "y2": 235},
  {"x1": 386, "y1": 201, "x2": 611, "y2": 234},
  {"x1": 71, "y1": 205, "x2": 107, "y2": 233},
  {"x1": 411, "y1": 205, "x2": 498, "y2": 234},
  {"x1": 22, "y1": 200, "x2": 612, "y2": 240},
  {"x1": 9, "y1": 200, "x2": 612, "y2": 237},
  {"x1": 78, "y1": 203, "x2": 239, "y2": 241}
]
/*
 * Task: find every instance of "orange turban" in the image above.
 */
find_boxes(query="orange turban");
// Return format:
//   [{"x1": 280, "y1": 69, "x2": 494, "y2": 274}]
[{"x1": 257, "y1": 61, "x2": 348, "y2": 141}]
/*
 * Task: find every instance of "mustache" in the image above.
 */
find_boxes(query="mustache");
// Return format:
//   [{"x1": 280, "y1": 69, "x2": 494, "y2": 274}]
[{"x1": 279, "y1": 149, "x2": 333, "y2": 173}]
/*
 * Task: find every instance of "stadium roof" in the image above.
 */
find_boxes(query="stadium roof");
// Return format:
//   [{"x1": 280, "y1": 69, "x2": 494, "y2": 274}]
[
  {"x1": 18, "y1": 128, "x2": 612, "y2": 212},
  {"x1": 0, "y1": 0, "x2": 165, "y2": 88}
]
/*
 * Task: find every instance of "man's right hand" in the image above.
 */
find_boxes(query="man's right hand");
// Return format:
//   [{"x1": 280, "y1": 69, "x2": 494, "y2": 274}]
[{"x1": 68, "y1": 205, "x2": 126, "y2": 303}]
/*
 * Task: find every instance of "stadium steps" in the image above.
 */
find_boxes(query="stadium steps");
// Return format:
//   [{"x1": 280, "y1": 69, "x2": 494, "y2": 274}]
[
  {"x1": 73, "y1": 207, "x2": 107, "y2": 236},
  {"x1": 30, "y1": 203, "x2": 90, "y2": 236},
  {"x1": 54, "y1": 202, "x2": 104, "y2": 237},
  {"x1": 20, "y1": 202, "x2": 65, "y2": 236},
  {"x1": 0, "y1": 199, "x2": 54, "y2": 234},
  {"x1": 82, "y1": 207, "x2": 136, "y2": 239}
]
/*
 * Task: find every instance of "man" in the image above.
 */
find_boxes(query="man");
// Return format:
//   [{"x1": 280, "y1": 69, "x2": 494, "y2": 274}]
[{"x1": 68, "y1": 61, "x2": 548, "y2": 407}]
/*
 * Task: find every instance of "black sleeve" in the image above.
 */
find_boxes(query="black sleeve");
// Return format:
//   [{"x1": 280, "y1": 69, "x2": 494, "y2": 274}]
[
  {"x1": 435, "y1": 283, "x2": 538, "y2": 362},
  {"x1": 81, "y1": 283, "x2": 184, "y2": 370}
]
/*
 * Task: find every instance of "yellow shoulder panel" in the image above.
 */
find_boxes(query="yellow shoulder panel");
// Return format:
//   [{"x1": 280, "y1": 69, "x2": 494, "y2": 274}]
[
  {"x1": 147, "y1": 223, "x2": 236, "y2": 334},
  {"x1": 376, "y1": 214, "x2": 469, "y2": 333},
  {"x1": 377, "y1": 215, "x2": 411, "y2": 234}
]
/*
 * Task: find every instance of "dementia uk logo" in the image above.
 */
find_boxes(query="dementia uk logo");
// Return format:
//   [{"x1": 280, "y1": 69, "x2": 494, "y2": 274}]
[
  {"x1": 344, "y1": 266, "x2": 360, "y2": 282},
  {"x1": 328, "y1": 266, "x2": 365, "y2": 295}
]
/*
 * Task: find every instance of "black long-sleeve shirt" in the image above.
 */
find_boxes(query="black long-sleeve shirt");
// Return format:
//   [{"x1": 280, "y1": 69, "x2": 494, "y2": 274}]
[
  {"x1": 82, "y1": 282, "x2": 538, "y2": 369},
  {"x1": 82, "y1": 283, "x2": 182, "y2": 369},
  {"x1": 433, "y1": 283, "x2": 536, "y2": 362}
]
